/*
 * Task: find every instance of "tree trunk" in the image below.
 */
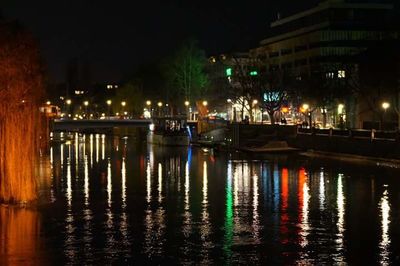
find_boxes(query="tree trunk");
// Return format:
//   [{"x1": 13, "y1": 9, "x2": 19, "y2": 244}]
[
  {"x1": 322, "y1": 111, "x2": 327, "y2": 128},
  {"x1": 268, "y1": 111, "x2": 275, "y2": 125}
]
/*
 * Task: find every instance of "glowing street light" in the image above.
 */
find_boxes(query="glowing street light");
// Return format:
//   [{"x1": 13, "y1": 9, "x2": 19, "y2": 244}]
[
  {"x1": 66, "y1": 99, "x2": 72, "y2": 105},
  {"x1": 302, "y1": 103, "x2": 309, "y2": 111},
  {"x1": 382, "y1": 102, "x2": 390, "y2": 110},
  {"x1": 227, "y1": 99, "x2": 232, "y2": 103},
  {"x1": 83, "y1": 101, "x2": 89, "y2": 106},
  {"x1": 252, "y1": 99, "x2": 258, "y2": 105},
  {"x1": 157, "y1": 102, "x2": 163, "y2": 107},
  {"x1": 121, "y1": 101, "x2": 126, "y2": 107},
  {"x1": 46, "y1": 101, "x2": 51, "y2": 105},
  {"x1": 184, "y1": 100, "x2": 190, "y2": 106},
  {"x1": 106, "y1": 99, "x2": 112, "y2": 106},
  {"x1": 146, "y1": 100, "x2": 151, "y2": 106},
  {"x1": 202, "y1": 100, "x2": 208, "y2": 107},
  {"x1": 338, "y1": 104, "x2": 344, "y2": 114}
]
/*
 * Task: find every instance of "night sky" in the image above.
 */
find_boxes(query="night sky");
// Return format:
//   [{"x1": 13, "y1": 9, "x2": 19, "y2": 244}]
[{"x1": 2, "y1": 0, "x2": 393, "y2": 83}]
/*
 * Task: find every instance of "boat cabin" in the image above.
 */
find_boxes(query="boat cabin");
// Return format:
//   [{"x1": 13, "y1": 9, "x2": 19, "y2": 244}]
[{"x1": 152, "y1": 116, "x2": 188, "y2": 134}]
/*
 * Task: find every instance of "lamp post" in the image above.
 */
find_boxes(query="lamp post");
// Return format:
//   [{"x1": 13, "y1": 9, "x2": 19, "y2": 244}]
[
  {"x1": 184, "y1": 100, "x2": 190, "y2": 120},
  {"x1": 227, "y1": 99, "x2": 232, "y2": 121},
  {"x1": 338, "y1": 104, "x2": 345, "y2": 129},
  {"x1": 382, "y1": 102, "x2": 390, "y2": 130},
  {"x1": 66, "y1": 99, "x2": 72, "y2": 118},
  {"x1": 83, "y1": 101, "x2": 89, "y2": 119},
  {"x1": 146, "y1": 100, "x2": 152, "y2": 117},
  {"x1": 121, "y1": 101, "x2": 126, "y2": 118},
  {"x1": 252, "y1": 99, "x2": 258, "y2": 123},
  {"x1": 301, "y1": 103, "x2": 309, "y2": 128},
  {"x1": 106, "y1": 100, "x2": 112, "y2": 118},
  {"x1": 157, "y1": 101, "x2": 163, "y2": 116}
]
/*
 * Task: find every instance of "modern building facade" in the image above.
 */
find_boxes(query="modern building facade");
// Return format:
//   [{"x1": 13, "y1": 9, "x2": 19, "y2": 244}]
[{"x1": 250, "y1": 0, "x2": 400, "y2": 128}]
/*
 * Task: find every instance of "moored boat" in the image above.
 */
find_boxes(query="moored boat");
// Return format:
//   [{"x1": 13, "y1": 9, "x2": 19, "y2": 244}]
[{"x1": 147, "y1": 116, "x2": 190, "y2": 146}]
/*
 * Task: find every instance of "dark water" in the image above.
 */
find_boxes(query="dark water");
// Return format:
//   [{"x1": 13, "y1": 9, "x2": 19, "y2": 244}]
[{"x1": 1, "y1": 132, "x2": 400, "y2": 265}]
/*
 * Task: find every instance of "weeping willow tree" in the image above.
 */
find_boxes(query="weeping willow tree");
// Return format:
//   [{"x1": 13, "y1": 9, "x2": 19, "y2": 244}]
[{"x1": 0, "y1": 21, "x2": 44, "y2": 204}]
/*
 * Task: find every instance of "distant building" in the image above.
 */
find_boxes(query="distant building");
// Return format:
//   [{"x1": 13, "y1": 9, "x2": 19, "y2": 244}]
[{"x1": 249, "y1": 0, "x2": 400, "y2": 128}]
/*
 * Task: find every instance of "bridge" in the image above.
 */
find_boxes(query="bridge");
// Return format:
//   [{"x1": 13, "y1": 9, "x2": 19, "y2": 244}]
[
  {"x1": 53, "y1": 119, "x2": 152, "y2": 131},
  {"x1": 53, "y1": 119, "x2": 198, "y2": 132}
]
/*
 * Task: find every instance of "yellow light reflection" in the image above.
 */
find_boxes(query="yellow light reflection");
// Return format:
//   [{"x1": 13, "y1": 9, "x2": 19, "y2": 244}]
[
  {"x1": 336, "y1": 174, "x2": 345, "y2": 252},
  {"x1": 201, "y1": 161, "x2": 210, "y2": 261},
  {"x1": 84, "y1": 155, "x2": 89, "y2": 206},
  {"x1": 0, "y1": 207, "x2": 42, "y2": 265},
  {"x1": 75, "y1": 133, "x2": 79, "y2": 170},
  {"x1": 66, "y1": 159, "x2": 72, "y2": 207},
  {"x1": 60, "y1": 144, "x2": 64, "y2": 167},
  {"x1": 253, "y1": 173, "x2": 260, "y2": 242},
  {"x1": 101, "y1": 134, "x2": 105, "y2": 160},
  {"x1": 202, "y1": 161, "x2": 208, "y2": 205},
  {"x1": 379, "y1": 189, "x2": 391, "y2": 264},
  {"x1": 146, "y1": 161, "x2": 151, "y2": 203},
  {"x1": 121, "y1": 157, "x2": 127, "y2": 207},
  {"x1": 320, "y1": 169, "x2": 325, "y2": 210},
  {"x1": 95, "y1": 134, "x2": 99, "y2": 163},
  {"x1": 107, "y1": 160, "x2": 112, "y2": 207},
  {"x1": 300, "y1": 171, "x2": 310, "y2": 248},
  {"x1": 158, "y1": 163, "x2": 162, "y2": 203},
  {"x1": 184, "y1": 161, "x2": 189, "y2": 210},
  {"x1": 89, "y1": 134, "x2": 93, "y2": 166}
]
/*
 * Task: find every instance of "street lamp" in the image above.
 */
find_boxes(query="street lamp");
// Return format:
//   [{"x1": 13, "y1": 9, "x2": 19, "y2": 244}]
[
  {"x1": 202, "y1": 100, "x2": 208, "y2": 107},
  {"x1": 46, "y1": 101, "x2": 51, "y2": 105},
  {"x1": 66, "y1": 99, "x2": 72, "y2": 118},
  {"x1": 83, "y1": 101, "x2": 89, "y2": 119},
  {"x1": 121, "y1": 101, "x2": 126, "y2": 107},
  {"x1": 157, "y1": 101, "x2": 163, "y2": 116},
  {"x1": 146, "y1": 100, "x2": 151, "y2": 106},
  {"x1": 184, "y1": 100, "x2": 190, "y2": 120},
  {"x1": 382, "y1": 102, "x2": 390, "y2": 130},
  {"x1": 338, "y1": 104, "x2": 345, "y2": 129},
  {"x1": 382, "y1": 102, "x2": 390, "y2": 110},
  {"x1": 106, "y1": 100, "x2": 112, "y2": 118}
]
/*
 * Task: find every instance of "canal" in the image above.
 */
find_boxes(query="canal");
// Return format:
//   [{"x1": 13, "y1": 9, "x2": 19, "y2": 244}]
[{"x1": 1, "y1": 132, "x2": 400, "y2": 265}]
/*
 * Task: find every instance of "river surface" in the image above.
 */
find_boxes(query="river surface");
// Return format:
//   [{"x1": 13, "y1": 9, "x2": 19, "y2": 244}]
[{"x1": 1, "y1": 132, "x2": 400, "y2": 265}]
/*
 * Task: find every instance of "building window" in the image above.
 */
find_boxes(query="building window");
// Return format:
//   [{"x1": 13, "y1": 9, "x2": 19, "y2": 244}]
[
  {"x1": 338, "y1": 70, "x2": 346, "y2": 78},
  {"x1": 326, "y1": 72, "x2": 335, "y2": 79}
]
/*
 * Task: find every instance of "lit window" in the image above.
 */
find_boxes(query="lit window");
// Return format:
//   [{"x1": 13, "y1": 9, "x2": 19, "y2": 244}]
[
  {"x1": 326, "y1": 72, "x2": 335, "y2": 79},
  {"x1": 338, "y1": 70, "x2": 346, "y2": 78}
]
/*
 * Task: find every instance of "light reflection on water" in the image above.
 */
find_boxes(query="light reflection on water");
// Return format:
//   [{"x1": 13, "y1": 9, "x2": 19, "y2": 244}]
[
  {"x1": 380, "y1": 189, "x2": 391, "y2": 265},
  {"x1": 14, "y1": 133, "x2": 400, "y2": 264}
]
